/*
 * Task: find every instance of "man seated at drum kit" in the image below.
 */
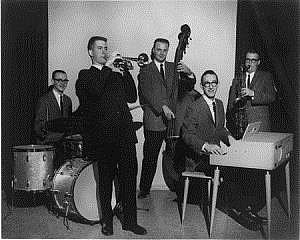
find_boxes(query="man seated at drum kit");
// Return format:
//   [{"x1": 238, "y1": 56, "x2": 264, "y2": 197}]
[{"x1": 34, "y1": 69, "x2": 72, "y2": 169}]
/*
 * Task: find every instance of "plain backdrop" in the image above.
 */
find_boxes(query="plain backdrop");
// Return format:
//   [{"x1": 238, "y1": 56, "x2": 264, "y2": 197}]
[{"x1": 48, "y1": 0, "x2": 237, "y2": 189}]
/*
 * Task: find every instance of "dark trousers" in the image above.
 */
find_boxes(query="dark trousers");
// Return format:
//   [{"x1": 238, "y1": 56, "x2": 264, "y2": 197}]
[
  {"x1": 175, "y1": 152, "x2": 213, "y2": 204},
  {"x1": 86, "y1": 141, "x2": 138, "y2": 226},
  {"x1": 222, "y1": 167, "x2": 266, "y2": 212},
  {"x1": 139, "y1": 129, "x2": 166, "y2": 192}
]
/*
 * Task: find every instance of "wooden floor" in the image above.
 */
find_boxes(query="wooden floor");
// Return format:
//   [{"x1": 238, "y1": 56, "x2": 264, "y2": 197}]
[{"x1": 1, "y1": 190, "x2": 298, "y2": 239}]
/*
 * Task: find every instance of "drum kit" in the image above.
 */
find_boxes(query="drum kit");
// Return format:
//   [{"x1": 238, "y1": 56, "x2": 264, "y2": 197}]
[
  {"x1": 11, "y1": 135, "x2": 116, "y2": 229},
  {"x1": 11, "y1": 115, "x2": 144, "y2": 228}
]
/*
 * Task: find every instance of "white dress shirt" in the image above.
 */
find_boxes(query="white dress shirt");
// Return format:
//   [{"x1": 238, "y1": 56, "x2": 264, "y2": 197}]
[{"x1": 52, "y1": 88, "x2": 63, "y2": 108}]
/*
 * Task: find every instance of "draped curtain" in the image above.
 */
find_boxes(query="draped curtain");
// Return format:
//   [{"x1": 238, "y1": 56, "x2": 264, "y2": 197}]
[
  {"x1": 1, "y1": 0, "x2": 48, "y2": 195},
  {"x1": 234, "y1": 0, "x2": 299, "y2": 235},
  {"x1": 234, "y1": 0, "x2": 299, "y2": 133}
]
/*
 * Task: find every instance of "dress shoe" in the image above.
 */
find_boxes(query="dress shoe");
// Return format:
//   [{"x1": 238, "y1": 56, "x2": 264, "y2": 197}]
[
  {"x1": 227, "y1": 208, "x2": 260, "y2": 231},
  {"x1": 101, "y1": 223, "x2": 113, "y2": 236},
  {"x1": 137, "y1": 191, "x2": 150, "y2": 199},
  {"x1": 122, "y1": 224, "x2": 147, "y2": 235}
]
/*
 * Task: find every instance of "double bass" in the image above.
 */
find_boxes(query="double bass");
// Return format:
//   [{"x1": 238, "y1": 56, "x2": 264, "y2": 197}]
[{"x1": 162, "y1": 24, "x2": 200, "y2": 191}]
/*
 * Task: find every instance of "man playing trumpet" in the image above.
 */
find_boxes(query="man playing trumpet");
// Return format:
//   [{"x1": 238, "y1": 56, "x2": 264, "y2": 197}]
[{"x1": 75, "y1": 36, "x2": 147, "y2": 236}]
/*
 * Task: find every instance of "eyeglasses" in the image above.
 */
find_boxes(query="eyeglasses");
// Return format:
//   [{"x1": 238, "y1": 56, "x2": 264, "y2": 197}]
[
  {"x1": 54, "y1": 78, "x2": 69, "y2": 83},
  {"x1": 245, "y1": 58, "x2": 259, "y2": 64},
  {"x1": 203, "y1": 81, "x2": 218, "y2": 88}
]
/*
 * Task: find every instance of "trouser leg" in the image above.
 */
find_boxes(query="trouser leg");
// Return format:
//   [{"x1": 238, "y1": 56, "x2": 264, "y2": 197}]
[
  {"x1": 224, "y1": 167, "x2": 265, "y2": 212},
  {"x1": 118, "y1": 144, "x2": 138, "y2": 226},
  {"x1": 96, "y1": 144, "x2": 117, "y2": 225},
  {"x1": 139, "y1": 130, "x2": 165, "y2": 192}
]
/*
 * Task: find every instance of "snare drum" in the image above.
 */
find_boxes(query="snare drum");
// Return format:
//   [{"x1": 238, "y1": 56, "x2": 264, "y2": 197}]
[
  {"x1": 12, "y1": 145, "x2": 55, "y2": 191},
  {"x1": 51, "y1": 158, "x2": 116, "y2": 223},
  {"x1": 64, "y1": 134, "x2": 83, "y2": 158}
]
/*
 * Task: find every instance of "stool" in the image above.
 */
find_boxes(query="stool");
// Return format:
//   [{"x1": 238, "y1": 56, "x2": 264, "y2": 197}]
[{"x1": 181, "y1": 171, "x2": 213, "y2": 224}]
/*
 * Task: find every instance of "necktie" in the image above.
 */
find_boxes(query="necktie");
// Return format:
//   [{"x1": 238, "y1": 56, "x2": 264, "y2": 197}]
[
  {"x1": 60, "y1": 95, "x2": 64, "y2": 116},
  {"x1": 247, "y1": 74, "x2": 251, "y2": 88},
  {"x1": 160, "y1": 63, "x2": 165, "y2": 81},
  {"x1": 212, "y1": 101, "x2": 216, "y2": 126}
]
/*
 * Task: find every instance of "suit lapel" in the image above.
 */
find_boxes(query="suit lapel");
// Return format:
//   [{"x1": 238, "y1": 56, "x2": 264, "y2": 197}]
[{"x1": 49, "y1": 91, "x2": 60, "y2": 113}]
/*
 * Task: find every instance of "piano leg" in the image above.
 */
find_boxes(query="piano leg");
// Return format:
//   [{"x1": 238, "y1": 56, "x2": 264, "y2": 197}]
[
  {"x1": 265, "y1": 171, "x2": 271, "y2": 239},
  {"x1": 210, "y1": 167, "x2": 220, "y2": 237},
  {"x1": 285, "y1": 161, "x2": 291, "y2": 220}
]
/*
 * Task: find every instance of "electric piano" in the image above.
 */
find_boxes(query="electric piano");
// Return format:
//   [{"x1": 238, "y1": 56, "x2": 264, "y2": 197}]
[
  {"x1": 210, "y1": 132, "x2": 293, "y2": 170},
  {"x1": 208, "y1": 132, "x2": 293, "y2": 239}
]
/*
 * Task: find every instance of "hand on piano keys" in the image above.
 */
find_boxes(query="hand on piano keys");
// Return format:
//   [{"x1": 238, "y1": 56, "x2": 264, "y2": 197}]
[{"x1": 219, "y1": 138, "x2": 240, "y2": 155}]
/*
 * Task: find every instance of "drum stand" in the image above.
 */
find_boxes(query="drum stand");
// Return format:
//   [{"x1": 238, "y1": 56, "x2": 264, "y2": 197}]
[
  {"x1": 62, "y1": 192, "x2": 72, "y2": 231},
  {"x1": 6, "y1": 175, "x2": 54, "y2": 219},
  {"x1": 2, "y1": 179, "x2": 15, "y2": 220}
]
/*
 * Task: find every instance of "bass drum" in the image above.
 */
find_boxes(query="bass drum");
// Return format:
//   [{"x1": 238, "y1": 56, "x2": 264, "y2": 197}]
[{"x1": 51, "y1": 158, "x2": 116, "y2": 223}]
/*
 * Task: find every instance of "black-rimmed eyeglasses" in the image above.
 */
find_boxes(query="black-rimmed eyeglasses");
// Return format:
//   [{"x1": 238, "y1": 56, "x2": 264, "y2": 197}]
[
  {"x1": 53, "y1": 78, "x2": 69, "y2": 83},
  {"x1": 245, "y1": 58, "x2": 259, "y2": 64},
  {"x1": 202, "y1": 81, "x2": 218, "y2": 88}
]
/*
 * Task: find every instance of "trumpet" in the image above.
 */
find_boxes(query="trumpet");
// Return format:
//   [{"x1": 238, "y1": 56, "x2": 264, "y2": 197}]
[{"x1": 112, "y1": 53, "x2": 149, "y2": 70}]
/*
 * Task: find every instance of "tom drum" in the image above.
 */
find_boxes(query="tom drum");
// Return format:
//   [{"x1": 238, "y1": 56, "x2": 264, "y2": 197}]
[
  {"x1": 12, "y1": 144, "x2": 55, "y2": 191},
  {"x1": 64, "y1": 134, "x2": 83, "y2": 158}
]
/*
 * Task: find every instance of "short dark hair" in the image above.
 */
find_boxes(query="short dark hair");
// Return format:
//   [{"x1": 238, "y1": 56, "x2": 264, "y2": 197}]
[
  {"x1": 52, "y1": 70, "x2": 66, "y2": 80},
  {"x1": 201, "y1": 70, "x2": 218, "y2": 85},
  {"x1": 153, "y1": 38, "x2": 169, "y2": 47},
  {"x1": 246, "y1": 48, "x2": 260, "y2": 58},
  {"x1": 87, "y1": 36, "x2": 107, "y2": 51},
  {"x1": 151, "y1": 38, "x2": 170, "y2": 60}
]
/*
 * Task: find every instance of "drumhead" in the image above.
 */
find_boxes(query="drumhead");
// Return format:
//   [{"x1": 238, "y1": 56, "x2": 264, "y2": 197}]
[
  {"x1": 52, "y1": 158, "x2": 88, "y2": 211},
  {"x1": 73, "y1": 161, "x2": 116, "y2": 221},
  {"x1": 13, "y1": 144, "x2": 55, "y2": 152}
]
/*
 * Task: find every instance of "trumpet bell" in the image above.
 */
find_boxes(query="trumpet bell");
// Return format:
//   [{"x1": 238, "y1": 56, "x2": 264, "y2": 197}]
[{"x1": 112, "y1": 52, "x2": 149, "y2": 69}]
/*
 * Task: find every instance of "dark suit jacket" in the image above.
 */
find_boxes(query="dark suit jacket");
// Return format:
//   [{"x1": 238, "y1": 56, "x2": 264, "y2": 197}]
[
  {"x1": 227, "y1": 70, "x2": 276, "y2": 131},
  {"x1": 34, "y1": 90, "x2": 72, "y2": 144},
  {"x1": 182, "y1": 96, "x2": 230, "y2": 159},
  {"x1": 138, "y1": 61, "x2": 196, "y2": 133},
  {"x1": 75, "y1": 66, "x2": 137, "y2": 145}
]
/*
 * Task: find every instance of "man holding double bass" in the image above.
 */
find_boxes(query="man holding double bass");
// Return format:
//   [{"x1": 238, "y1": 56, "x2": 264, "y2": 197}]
[{"x1": 138, "y1": 33, "x2": 197, "y2": 199}]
